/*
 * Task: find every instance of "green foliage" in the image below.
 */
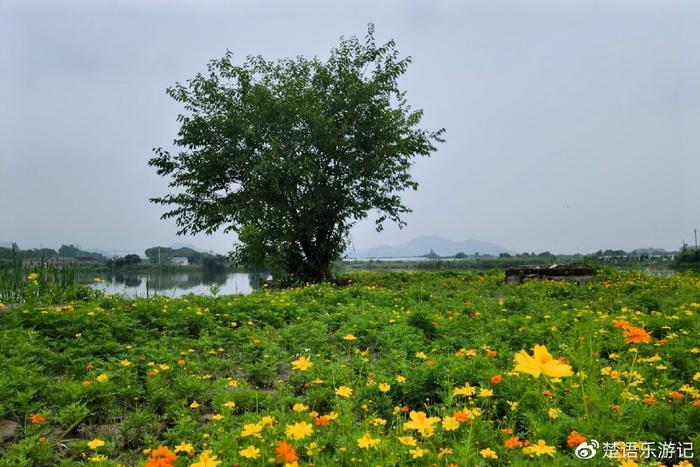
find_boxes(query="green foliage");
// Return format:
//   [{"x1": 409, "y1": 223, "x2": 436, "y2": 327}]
[
  {"x1": 202, "y1": 255, "x2": 228, "y2": 273},
  {"x1": 0, "y1": 246, "x2": 96, "y2": 304},
  {"x1": 109, "y1": 254, "x2": 142, "y2": 270},
  {"x1": 144, "y1": 246, "x2": 201, "y2": 265},
  {"x1": 1, "y1": 270, "x2": 699, "y2": 465},
  {"x1": 676, "y1": 243, "x2": 700, "y2": 265},
  {"x1": 149, "y1": 24, "x2": 445, "y2": 283},
  {"x1": 58, "y1": 244, "x2": 104, "y2": 261}
]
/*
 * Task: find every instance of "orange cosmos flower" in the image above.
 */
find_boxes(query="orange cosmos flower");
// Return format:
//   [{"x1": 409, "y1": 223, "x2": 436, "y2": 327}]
[
  {"x1": 623, "y1": 326, "x2": 652, "y2": 344},
  {"x1": 643, "y1": 396, "x2": 655, "y2": 406},
  {"x1": 314, "y1": 415, "x2": 330, "y2": 427},
  {"x1": 490, "y1": 374, "x2": 502, "y2": 385},
  {"x1": 670, "y1": 391, "x2": 684, "y2": 400},
  {"x1": 487, "y1": 350, "x2": 497, "y2": 358},
  {"x1": 453, "y1": 411, "x2": 468, "y2": 423},
  {"x1": 504, "y1": 437, "x2": 523, "y2": 449},
  {"x1": 145, "y1": 445, "x2": 177, "y2": 467},
  {"x1": 30, "y1": 413, "x2": 46, "y2": 424},
  {"x1": 566, "y1": 431, "x2": 587, "y2": 448},
  {"x1": 275, "y1": 440, "x2": 299, "y2": 463},
  {"x1": 613, "y1": 320, "x2": 631, "y2": 329}
]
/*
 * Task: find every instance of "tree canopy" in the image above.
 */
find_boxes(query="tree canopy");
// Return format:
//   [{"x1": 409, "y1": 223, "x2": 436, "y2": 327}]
[{"x1": 149, "y1": 25, "x2": 444, "y2": 283}]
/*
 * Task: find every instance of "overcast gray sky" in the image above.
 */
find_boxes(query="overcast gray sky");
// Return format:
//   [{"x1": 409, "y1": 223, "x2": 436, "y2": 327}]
[{"x1": 1, "y1": 0, "x2": 698, "y2": 254}]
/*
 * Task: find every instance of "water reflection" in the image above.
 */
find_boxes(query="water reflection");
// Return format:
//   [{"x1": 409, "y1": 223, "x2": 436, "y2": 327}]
[{"x1": 79, "y1": 270, "x2": 264, "y2": 297}]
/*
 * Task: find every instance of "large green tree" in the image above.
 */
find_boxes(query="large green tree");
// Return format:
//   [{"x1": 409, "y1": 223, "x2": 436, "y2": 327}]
[{"x1": 149, "y1": 25, "x2": 444, "y2": 283}]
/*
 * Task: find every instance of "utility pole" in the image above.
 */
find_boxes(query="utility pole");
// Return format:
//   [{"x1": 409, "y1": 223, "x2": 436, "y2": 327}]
[
  {"x1": 695, "y1": 229, "x2": 698, "y2": 250},
  {"x1": 158, "y1": 247, "x2": 161, "y2": 266}
]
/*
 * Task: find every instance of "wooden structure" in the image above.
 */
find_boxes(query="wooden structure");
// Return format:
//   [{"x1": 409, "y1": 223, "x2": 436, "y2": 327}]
[{"x1": 505, "y1": 265, "x2": 595, "y2": 284}]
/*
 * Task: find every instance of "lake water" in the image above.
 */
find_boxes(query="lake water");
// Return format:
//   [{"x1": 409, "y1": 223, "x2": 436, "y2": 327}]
[
  {"x1": 79, "y1": 271, "x2": 267, "y2": 297},
  {"x1": 77, "y1": 264, "x2": 680, "y2": 298}
]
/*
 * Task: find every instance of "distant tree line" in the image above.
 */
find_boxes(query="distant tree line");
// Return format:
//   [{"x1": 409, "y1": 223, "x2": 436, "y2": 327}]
[
  {"x1": 0, "y1": 244, "x2": 230, "y2": 272},
  {"x1": 675, "y1": 244, "x2": 700, "y2": 265},
  {"x1": 0, "y1": 244, "x2": 105, "y2": 269}
]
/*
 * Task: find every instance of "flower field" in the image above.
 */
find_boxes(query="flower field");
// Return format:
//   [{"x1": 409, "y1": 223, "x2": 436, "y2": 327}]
[{"x1": 1, "y1": 270, "x2": 699, "y2": 466}]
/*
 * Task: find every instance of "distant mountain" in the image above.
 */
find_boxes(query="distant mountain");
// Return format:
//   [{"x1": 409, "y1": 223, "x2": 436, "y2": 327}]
[
  {"x1": 631, "y1": 248, "x2": 672, "y2": 255},
  {"x1": 82, "y1": 247, "x2": 117, "y2": 258},
  {"x1": 169, "y1": 242, "x2": 206, "y2": 252},
  {"x1": 347, "y1": 235, "x2": 511, "y2": 258}
]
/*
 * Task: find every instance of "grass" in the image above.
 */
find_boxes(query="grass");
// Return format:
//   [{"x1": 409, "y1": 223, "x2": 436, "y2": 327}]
[
  {"x1": 0, "y1": 248, "x2": 95, "y2": 305},
  {"x1": 0, "y1": 270, "x2": 699, "y2": 466}
]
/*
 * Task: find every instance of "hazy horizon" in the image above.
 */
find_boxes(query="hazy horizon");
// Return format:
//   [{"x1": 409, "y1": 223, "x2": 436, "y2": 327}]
[{"x1": 2, "y1": 0, "x2": 699, "y2": 255}]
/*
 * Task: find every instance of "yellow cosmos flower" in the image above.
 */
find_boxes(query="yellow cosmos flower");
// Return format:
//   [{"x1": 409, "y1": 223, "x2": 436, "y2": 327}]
[
  {"x1": 548, "y1": 408, "x2": 561, "y2": 419},
  {"x1": 191, "y1": 450, "x2": 221, "y2": 467},
  {"x1": 87, "y1": 439, "x2": 105, "y2": 450},
  {"x1": 259, "y1": 416, "x2": 275, "y2": 426},
  {"x1": 398, "y1": 436, "x2": 417, "y2": 446},
  {"x1": 174, "y1": 442, "x2": 194, "y2": 455},
  {"x1": 442, "y1": 416, "x2": 460, "y2": 431},
  {"x1": 241, "y1": 423, "x2": 263, "y2": 438},
  {"x1": 119, "y1": 359, "x2": 132, "y2": 366},
  {"x1": 453, "y1": 383, "x2": 476, "y2": 397},
  {"x1": 479, "y1": 388, "x2": 494, "y2": 398},
  {"x1": 403, "y1": 410, "x2": 441, "y2": 437},
  {"x1": 189, "y1": 401, "x2": 200, "y2": 409},
  {"x1": 513, "y1": 345, "x2": 572, "y2": 378},
  {"x1": 522, "y1": 439, "x2": 556, "y2": 457},
  {"x1": 409, "y1": 447, "x2": 426, "y2": 458},
  {"x1": 291, "y1": 356, "x2": 313, "y2": 371},
  {"x1": 343, "y1": 334, "x2": 357, "y2": 341},
  {"x1": 223, "y1": 401, "x2": 236, "y2": 409},
  {"x1": 619, "y1": 459, "x2": 639, "y2": 467},
  {"x1": 378, "y1": 383, "x2": 391, "y2": 393},
  {"x1": 480, "y1": 448, "x2": 498, "y2": 459},
  {"x1": 306, "y1": 441, "x2": 319, "y2": 456},
  {"x1": 285, "y1": 421, "x2": 313, "y2": 440},
  {"x1": 335, "y1": 386, "x2": 353, "y2": 398},
  {"x1": 239, "y1": 445, "x2": 260, "y2": 459},
  {"x1": 95, "y1": 373, "x2": 109, "y2": 383},
  {"x1": 292, "y1": 403, "x2": 308, "y2": 412},
  {"x1": 357, "y1": 432, "x2": 380, "y2": 449}
]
